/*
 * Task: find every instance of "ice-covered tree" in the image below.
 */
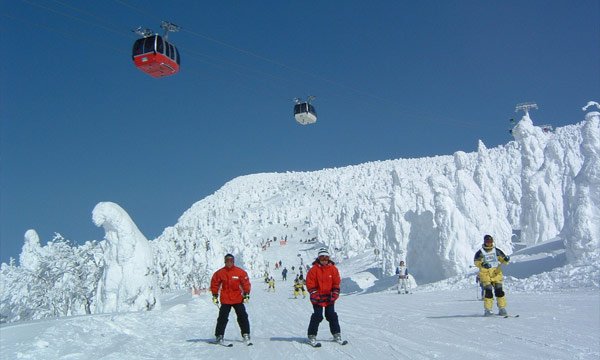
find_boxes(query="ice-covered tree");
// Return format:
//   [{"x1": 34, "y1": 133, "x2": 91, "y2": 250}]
[
  {"x1": 93, "y1": 202, "x2": 160, "y2": 313},
  {"x1": 563, "y1": 105, "x2": 600, "y2": 262},
  {"x1": 0, "y1": 232, "x2": 103, "y2": 323}
]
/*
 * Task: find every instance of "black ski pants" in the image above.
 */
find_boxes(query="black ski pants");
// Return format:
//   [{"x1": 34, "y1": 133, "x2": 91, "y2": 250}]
[
  {"x1": 215, "y1": 303, "x2": 250, "y2": 337},
  {"x1": 307, "y1": 303, "x2": 340, "y2": 336},
  {"x1": 484, "y1": 283, "x2": 505, "y2": 299}
]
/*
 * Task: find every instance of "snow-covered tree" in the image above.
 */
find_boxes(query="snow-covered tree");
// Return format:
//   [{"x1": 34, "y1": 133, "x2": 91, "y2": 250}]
[
  {"x1": 563, "y1": 106, "x2": 600, "y2": 262},
  {"x1": 0, "y1": 232, "x2": 103, "y2": 323},
  {"x1": 3, "y1": 106, "x2": 599, "y2": 324},
  {"x1": 93, "y1": 202, "x2": 160, "y2": 313}
]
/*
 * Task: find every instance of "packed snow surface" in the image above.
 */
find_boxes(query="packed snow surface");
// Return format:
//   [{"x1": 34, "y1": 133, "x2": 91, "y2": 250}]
[
  {"x1": 1, "y1": 106, "x2": 599, "y2": 359},
  {"x1": 2, "y1": 239, "x2": 598, "y2": 359},
  {"x1": 1, "y1": 286, "x2": 597, "y2": 359}
]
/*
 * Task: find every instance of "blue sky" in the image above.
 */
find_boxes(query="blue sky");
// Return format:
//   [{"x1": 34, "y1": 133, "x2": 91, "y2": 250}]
[{"x1": 1, "y1": 0, "x2": 598, "y2": 264}]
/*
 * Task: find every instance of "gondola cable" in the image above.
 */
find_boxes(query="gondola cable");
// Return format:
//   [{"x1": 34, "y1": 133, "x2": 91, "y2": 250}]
[{"x1": 16, "y1": 0, "x2": 484, "y2": 130}]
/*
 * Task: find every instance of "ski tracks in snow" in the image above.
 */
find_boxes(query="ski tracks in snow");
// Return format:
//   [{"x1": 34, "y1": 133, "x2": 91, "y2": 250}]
[{"x1": 1, "y1": 286, "x2": 598, "y2": 359}]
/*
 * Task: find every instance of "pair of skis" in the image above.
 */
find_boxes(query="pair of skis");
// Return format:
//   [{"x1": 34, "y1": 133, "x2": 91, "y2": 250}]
[
  {"x1": 486, "y1": 313, "x2": 520, "y2": 318},
  {"x1": 497, "y1": 314, "x2": 519, "y2": 318},
  {"x1": 210, "y1": 338, "x2": 349, "y2": 348},
  {"x1": 209, "y1": 339, "x2": 253, "y2": 347},
  {"x1": 308, "y1": 337, "x2": 348, "y2": 348}
]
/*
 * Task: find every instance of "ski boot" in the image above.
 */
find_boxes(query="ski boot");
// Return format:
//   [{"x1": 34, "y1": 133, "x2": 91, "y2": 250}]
[
  {"x1": 216, "y1": 335, "x2": 225, "y2": 345},
  {"x1": 333, "y1": 333, "x2": 348, "y2": 345},
  {"x1": 242, "y1": 333, "x2": 252, "y2": 346},
  {"x1": 484, "y1": 309, "x2": 493, "y2": 317},
  {"x1": 308, "y1": 335, "x2": 319, "y2": 347},
  {"x1": 498, "y1": 308, "x2": 508, "y2": 316}
]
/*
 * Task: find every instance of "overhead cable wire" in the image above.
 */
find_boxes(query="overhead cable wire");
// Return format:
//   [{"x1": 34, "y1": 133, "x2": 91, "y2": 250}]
[
  {"x1": 50, "y1": 0, "x2": 135, "y2": 38},
  {"x1": 20, "y1": 0, "x2": 131, "y2": 38},
  {"x1": 33, "y1": 0, "x2": 480, "y2": 130},
  {"x1": 133, "y1": 8, "x2": 417, "y2": 111},
  {"x1": 0, "y1": 12, "x2": 128, "y2": 55},
  {"x1": 41, "y1": 0, "x2": 288, "y2": 90},
  {"x1": 112, "y1": 0, "x2": 481, "y2": 129}
]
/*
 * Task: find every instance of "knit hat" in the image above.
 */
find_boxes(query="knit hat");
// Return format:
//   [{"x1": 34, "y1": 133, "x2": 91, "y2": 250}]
[
  {"x1": 224, "y1": 253, "x2": 235, "y2": 262},
  {"x1": 483, "y1": 235, "x2": 494, "y2": 250},
  {"x1": 317, "y1": 248, "x2": 330, "y2": 257}
]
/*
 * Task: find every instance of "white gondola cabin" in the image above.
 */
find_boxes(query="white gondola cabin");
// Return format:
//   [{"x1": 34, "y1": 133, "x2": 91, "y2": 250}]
[{"x1": 294, "y1": 96, "x2": 317, "y2": 125}]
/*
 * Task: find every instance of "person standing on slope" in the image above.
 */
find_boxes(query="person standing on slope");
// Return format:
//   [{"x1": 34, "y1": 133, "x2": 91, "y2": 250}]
[
  {"x1": 475, "y1": 274, "x2": 484, "y2": 300},
  {"x1": 474, "y1": 235, "x2": 511, "y2": 316},
  {"x1": 305, "y1": 248, "x2": 345, "y2": 345},
  {"x1": 282, "y1": 267, "x2": 288, "y2": 281},
  {"x1": 293, "y1": 275, "x2": 307, "y2": 299},
  {"x1": 267, "y1": 276, "x2": 276, "y2": 292},
  {"x1": 396, "y1": 260, "x2": 410, "y2": 294},
  {"x1": 210, "y1": 254, "x2": 252, "y2": 345}
]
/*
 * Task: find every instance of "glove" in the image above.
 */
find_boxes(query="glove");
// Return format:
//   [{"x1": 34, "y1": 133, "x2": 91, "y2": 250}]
[
  {"x1": 212, "y1": 294, "x2": 219, "y2": 305},
  {"x1": 331, "y1": 291, "x2": 340, "y2": 302},
  {"x1": 243, "y1": 293, "x2": 250, "y2": 303},
  {"x1": 504, "y1": 256, "x2": 510, "y2": 262},
  {"x1": 482, "y1": 262, "x2": 492, "y2": 269},
  {"x1": 309, "y1": 291, "x2": 320, "y2": 305}
]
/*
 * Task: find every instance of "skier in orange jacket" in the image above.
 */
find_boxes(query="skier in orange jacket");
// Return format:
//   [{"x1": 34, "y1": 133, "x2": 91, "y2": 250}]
[
  {"x1": 210, "y1": 254, "x2": 251, "y2": 345},
  {"x1": 305, "y1": 248, "x2": 344, "y2": 346}
]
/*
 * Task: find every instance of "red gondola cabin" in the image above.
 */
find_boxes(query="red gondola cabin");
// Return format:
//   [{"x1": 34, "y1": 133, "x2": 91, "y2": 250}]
[{"x1": 132, "y1": 35, "x2": 180, "y2": 78}]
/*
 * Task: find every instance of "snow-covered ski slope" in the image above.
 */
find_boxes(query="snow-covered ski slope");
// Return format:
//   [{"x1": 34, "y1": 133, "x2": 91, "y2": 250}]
[
  {"x1": 151, "y1": 111, "x2": 600, "y2": 293},
  {"x1": 1, "y1": 287, "x2": 597, "y2": 359},
  {"x1": 2, "y1": 239, "x2": 599, "y2": 360}
]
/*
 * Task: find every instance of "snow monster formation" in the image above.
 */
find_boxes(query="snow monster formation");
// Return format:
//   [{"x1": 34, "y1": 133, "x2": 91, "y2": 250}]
[
  {"x1": 562, "y1": 104, "x2": 600, "y2": 262},
  {"x1": 92, "y1": 202, "x2": 159, "y2": 313}
]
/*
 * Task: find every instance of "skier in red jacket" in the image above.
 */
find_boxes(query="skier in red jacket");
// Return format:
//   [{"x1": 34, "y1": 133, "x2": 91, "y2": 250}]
[
  {"x1": 210, "y1": 254, "x2": 251, "y2": 345},
  {"x1": 305, "y1": 248, "x2": 345, "y2": 346}
]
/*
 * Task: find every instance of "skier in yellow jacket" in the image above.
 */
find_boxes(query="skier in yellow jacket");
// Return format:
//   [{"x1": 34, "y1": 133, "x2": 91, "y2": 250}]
[
  {"x1": 293, "y1": 275, "x2": 307, "y2": 299},
  {"x1": 474, "y1": 234, "x2": 510, "y2": 316}
]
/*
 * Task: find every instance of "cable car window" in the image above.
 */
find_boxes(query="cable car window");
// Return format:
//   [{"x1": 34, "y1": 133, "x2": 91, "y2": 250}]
[
  {"x1": 156, "y1": 36, "x2": 164, "y2": 54},
  {"x1": 143, "y1": 36, "x2": 155, "y2": 53},
  {"x1": 175, "y1": 47, "x2": 181, "y2": 65},
  {"x1": 308, "y1": 104, "x2": 316, "y2": 115},
  {"x1": 166, "y1": 42, "x2": 171, "y2": 58},
  {"x1": 169, "y1": 44, "x2": 175, "y2": 60},
  {"x1": 132, "y1": 38, "x2": 144, "y2": 56}
]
